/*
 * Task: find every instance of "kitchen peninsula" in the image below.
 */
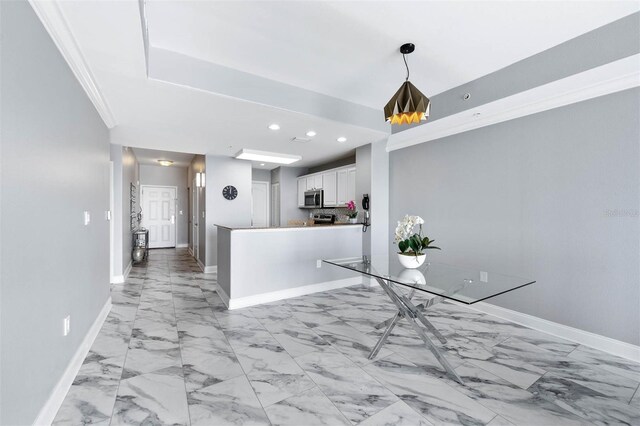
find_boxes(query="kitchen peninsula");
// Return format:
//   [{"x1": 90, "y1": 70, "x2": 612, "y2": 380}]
[{"x1": 216, "y1": 223, "x2": 363, "y2": 309}]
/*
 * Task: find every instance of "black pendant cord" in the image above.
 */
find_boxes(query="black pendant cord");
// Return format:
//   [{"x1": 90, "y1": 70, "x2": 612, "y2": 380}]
[{"x1": 403, "y1": 53, "x2": 410, "y2": 81}]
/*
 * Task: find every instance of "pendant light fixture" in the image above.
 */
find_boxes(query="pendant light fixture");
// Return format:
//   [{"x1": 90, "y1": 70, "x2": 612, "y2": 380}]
[{"x1": 384, "y1": 43, "x2": 431, "y2": 125}]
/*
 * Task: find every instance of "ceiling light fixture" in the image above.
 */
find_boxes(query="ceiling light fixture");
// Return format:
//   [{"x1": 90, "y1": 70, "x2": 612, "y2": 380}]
[
  {"x1": 337, "y1": 137, "x2": 347, "y2": 143},
  {"x1": 235, "y1": 149, "x2": 301, "y2": 165},
  {"x1": 268, "y1": 123, "x2": 280, "y2": 130},
  {"x1": 260, "y1": 163, "x2": 265, "y2": 166},
  {"x1": 384, "y1": 43, "x2": 431, "y2": 125},
  {"x1": 157, "y1": 160, "x2": 173, "y2": 166},
  {"x1": 306, "y1": 130, "x2": 316, "y2": 137}
]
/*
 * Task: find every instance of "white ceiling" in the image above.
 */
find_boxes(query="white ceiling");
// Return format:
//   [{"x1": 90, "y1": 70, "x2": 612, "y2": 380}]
[
  {"x1": 132, "y1": 147, "x2": 195, "y2": 168},
  {"x1": 145, "y1": 0, "x2": 640, "y2": 108},
  {"x1": 55, "y1": 1, "x2": 639, "y2": 167}
]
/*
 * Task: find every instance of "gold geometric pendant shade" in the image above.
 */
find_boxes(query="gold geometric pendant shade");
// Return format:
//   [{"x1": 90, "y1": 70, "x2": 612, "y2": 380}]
[{"x1": 384, "y1": 80, "x2": 431, "y2": 125}]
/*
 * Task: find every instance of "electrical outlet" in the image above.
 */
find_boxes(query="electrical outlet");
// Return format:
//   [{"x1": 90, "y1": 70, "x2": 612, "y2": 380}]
[
  {"x1": 63, "y1": 315, "x2": 71, "y2": 336},
  {"x1": 84, "y1": 211, "x2": 91, "y2": 225},
  {"x1": 179, "y1": 210, "x2": 183, "y2": 215},
  {"x1": 480, "y1": 271, "x2": 488, "y2": 283},
  {"x1": 317, "y1": 259, "x2": 322, "y2": 268}
]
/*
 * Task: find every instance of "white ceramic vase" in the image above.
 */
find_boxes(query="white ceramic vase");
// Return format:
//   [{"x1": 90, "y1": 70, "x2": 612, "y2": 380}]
[
  {"x1": 397, "y1": 253, "x2": 426, "y2": 269},
  {"x1": 349, "y1": 218, "x2": 358, "y2": 224}
]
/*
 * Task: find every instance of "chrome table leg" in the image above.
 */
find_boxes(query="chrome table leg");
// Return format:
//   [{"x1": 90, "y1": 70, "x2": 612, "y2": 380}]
[
  {"x1": 368, "y1": 311, "x2": 402, "y2": 359},
  {"x1": 371, "y1": 276, "x2": 464, "y2": 385}
]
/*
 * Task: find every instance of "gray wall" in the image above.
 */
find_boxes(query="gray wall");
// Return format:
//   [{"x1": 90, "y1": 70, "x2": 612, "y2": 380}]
[
  {"x1": 252, "y1": 168, "x2": 271, "y2": 183},
  {"x1": 307, "y1": 153, "x2": 356, "y2": 174},
  {"x1": 205, "y1": 156, "x2": 252, "y2": 266},
  {"x1": 188, "y1": 155, "x2": 206, "y2": 263},
  {"x1": 140, "y1": 164, "x2": 189, "y2": 246},
  {"x1": 122, "y1": 146, "x2": 139, "y2": 269},
  {"x1": 389, "y1": 88, "x2": 639, "y2": 345},
  {"x1": 0, "y1": 2, "x2": 111, "y2": 424},
  {"x1": 277, "y1": 166, "x2": 309, "y2": 224},
  {"x1": 110, "y1": 144, "x2": 124, "y2": 279}
]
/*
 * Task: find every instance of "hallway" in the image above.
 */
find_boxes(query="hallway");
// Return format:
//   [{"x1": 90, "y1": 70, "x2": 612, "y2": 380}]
[{"x1": 53, "y1": 249, "x2": 640, "y2": 425}]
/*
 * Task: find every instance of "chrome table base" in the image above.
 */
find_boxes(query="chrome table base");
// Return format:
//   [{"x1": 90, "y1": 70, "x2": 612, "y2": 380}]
[{"x1": 369, "y1": 277, "x2": 464, "y2": 385}]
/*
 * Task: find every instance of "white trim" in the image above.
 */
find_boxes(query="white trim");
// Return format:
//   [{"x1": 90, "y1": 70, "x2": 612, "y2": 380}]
[
  {"x1": 222, "y1": 277, "x2": 363, "y2": 310},
  {"x1": 33, "y1": 297, "x2": 112, "y2": 426},
  {"x1": 196, "y1": 259, "x2": 205, "y2": 272},
  {"x1": 217, "y1": 286, "x2": 230, "y2": 307},
  {"x1": 387, "y1": 54, "x2": 640, "y2": 152},
  {"x1": 188, "y1": 247, "x2": 194, "y2": 256},
  {"x1": 28, "y1": 1, "x2": 116, "y2": 128},
  {"x1": 112, "y1": 261, "x2": 133, "y2": 284},
  {"x1": 176, "y1": 243, "x2": 188, "y2": 248},
  {"x1": 203, "y1": 265, "x2": 217, "y2": 274},
  {"x1": 465, "y1": 301, "x2": 640, "y2": 363}
]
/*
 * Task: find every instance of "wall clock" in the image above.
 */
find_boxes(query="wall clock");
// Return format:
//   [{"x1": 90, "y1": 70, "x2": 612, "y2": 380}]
[{"x1": 222, "y1": 185, "x2": 238, "y2": 200}]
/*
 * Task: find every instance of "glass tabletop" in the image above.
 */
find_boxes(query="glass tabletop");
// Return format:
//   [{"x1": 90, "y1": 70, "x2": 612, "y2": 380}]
[{"x1": 323, "y1": 256, "x2": 535, "y2": 305}]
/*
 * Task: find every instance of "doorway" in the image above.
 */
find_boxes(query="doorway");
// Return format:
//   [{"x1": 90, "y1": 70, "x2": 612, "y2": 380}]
[
  {"x1": 192, "y1": 178, "x2": 199, "y2": 261},
  {"x1": 141, "y1": 185, "x2": 177, "y2": 248},
  {"x1": 252, "y1": 181, "x2": 270, "y2": 227}
]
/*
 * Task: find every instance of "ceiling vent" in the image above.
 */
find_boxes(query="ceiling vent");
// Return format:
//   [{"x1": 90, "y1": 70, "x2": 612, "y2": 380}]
[{"x1": 290, "y1": 137, "x2": 311, "y2": 143}]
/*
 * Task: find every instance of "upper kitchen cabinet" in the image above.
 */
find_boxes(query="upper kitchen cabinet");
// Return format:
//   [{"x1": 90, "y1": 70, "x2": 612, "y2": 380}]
[
  {"x1": 322, "y1": 171, "x2": 337, "y2": 206},
  {"x1": 297, "y1": 165, "x2": 355, "y2": 209},
  {"x1": 347, "y1": 167, "x2": 356, "y2": 203}
]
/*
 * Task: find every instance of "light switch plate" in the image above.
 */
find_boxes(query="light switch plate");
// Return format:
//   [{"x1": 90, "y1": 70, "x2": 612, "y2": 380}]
[
  {"x1": 480, "y1": 271, "x2": 488, "y2": 283},
  {"x1": 84, "y1": 211, "x2": 91, "y2": 225},
  {"x1": 63, "y1": 315, "x2": 70, "y2": 336}
]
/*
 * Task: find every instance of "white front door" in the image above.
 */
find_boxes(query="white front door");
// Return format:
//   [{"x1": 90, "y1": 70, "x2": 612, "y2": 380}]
[
  {"x1": 252, "y1": 181, "x2": 269, "y2": 227},
  {"x1": 142, "y1": 185, "x2": 177, "y2": 248}
]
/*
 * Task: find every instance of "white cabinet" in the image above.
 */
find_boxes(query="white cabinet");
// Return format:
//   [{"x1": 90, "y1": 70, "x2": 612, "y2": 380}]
[
  {"x1": 336, "y1": 169, "x2": 348, "y2": 206},
  {"x1": 322, "y1": 171, "x2": 337, "y2": 206},
  {"x1": 347, "y1": 167, "x2": 356, "y2": 203},
  {"x1": 297, "y1": 178, "x2": 305, "y2": 207},
  {"x1": 297, "y1": 165, "x2": 356, "y2": 209}
]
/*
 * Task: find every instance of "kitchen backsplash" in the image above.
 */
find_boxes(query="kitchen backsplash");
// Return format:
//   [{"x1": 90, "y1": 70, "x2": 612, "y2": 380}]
[{"x1": 308, "y1": 207, "x2": 360, "y2": 223}]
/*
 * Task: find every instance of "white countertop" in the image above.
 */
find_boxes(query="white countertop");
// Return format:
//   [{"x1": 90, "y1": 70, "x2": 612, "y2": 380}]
[{"x1": 216, "y1": 223, "x2": 363, "y2": 232}]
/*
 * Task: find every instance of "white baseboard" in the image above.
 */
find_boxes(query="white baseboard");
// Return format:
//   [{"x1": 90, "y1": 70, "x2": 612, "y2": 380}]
[
  {"x1": 223, "y1": 277, "x2": 363, "y2": 310},
  {"x1": 176, "y1": 243, "x2": 188, "y2": 248},
  {"x1": 196, "y1": 259, "x2": 205, "y2": 272},
  {"x1": 467, "y1": 301, "x2": 640, "y2": 363},
  {"x1": 188, "y1": 247, "x2": 193, "y2": 256},
  {"x1": 34, "y1": 297, "x2": 112, "y2": 426},
  {"x1": 110, "y1": 261, "x2": 132, "y2": 284},
  {"x1": 217, "y1": 286, "x2": 230, "y2": 307},
  {"x1": 203, "y1": 265, "x2": 217, "y2": 274}
]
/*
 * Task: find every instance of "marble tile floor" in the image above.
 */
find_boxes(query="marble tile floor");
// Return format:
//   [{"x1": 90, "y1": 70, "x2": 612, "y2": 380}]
[{"x1": 53, "y1": 248, "x2": 640, "y2": 425}]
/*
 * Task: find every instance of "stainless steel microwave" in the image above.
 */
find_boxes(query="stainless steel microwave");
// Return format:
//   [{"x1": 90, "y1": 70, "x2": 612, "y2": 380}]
[{"x1": 303, "y1": 190, "x2": 323, "y2": 208}]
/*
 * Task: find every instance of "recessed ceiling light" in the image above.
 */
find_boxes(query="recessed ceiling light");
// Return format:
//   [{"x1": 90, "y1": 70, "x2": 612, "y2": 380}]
[
  {"x1": 235, "y1": 149, "x2": 301, "y2": 165},
  {"x1": 157, "y1": 160, "x2": 173, "y2": 166},
  {"x1": 306, "y1": 130, "x2": 316, "y2": 137},
  {"x1": 337, "y1": 137, "x2": 347, "y2": 143},
  {"x1": 260, "y1": 163, "x2": 265, "y2": 166},
  {"x1": 268, "y1": 123, "x2": 280, "y2": 130}
]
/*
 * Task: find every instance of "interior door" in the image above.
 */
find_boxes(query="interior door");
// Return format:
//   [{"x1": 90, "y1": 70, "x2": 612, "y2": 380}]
[
  {"x1": 142, "y1": 185, "x2": 177, "y2": 248},
  {"x1": 252, "y1": 181, "x2": 269, "y2": 227}
]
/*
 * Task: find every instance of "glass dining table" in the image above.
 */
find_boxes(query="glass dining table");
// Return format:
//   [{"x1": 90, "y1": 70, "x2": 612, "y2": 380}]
[{"x1": 323, "y1": 256, "x2": 535, "y2": 385}]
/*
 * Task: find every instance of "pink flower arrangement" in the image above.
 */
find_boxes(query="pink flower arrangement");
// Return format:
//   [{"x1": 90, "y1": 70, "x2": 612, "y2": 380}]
[{"x1": 346, "y1": 200, "x2": 358, "y2": 219}]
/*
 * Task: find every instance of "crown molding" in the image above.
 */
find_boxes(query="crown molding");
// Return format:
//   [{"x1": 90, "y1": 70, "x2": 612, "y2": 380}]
[
  {"x1": 29, "y1": 0, "x2": 116, "y2": 128},
  {"x1": 387, "y1": 54, "x2": 640, "y2": 152}
]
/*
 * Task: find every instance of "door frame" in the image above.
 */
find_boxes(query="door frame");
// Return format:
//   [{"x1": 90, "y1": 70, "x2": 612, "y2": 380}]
[
  {"x1": 192, "y1": 178, "x2": 199, "y2": 261},
  {"x1": 251, "y1": 180, "x2": 270, "y2": 227},
  {"x1": 109, "y1": 161, "x2": 115, "y2": 283},
  {"x1": 141, "y1": 184, "x2": 178, "y2": 248}
]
